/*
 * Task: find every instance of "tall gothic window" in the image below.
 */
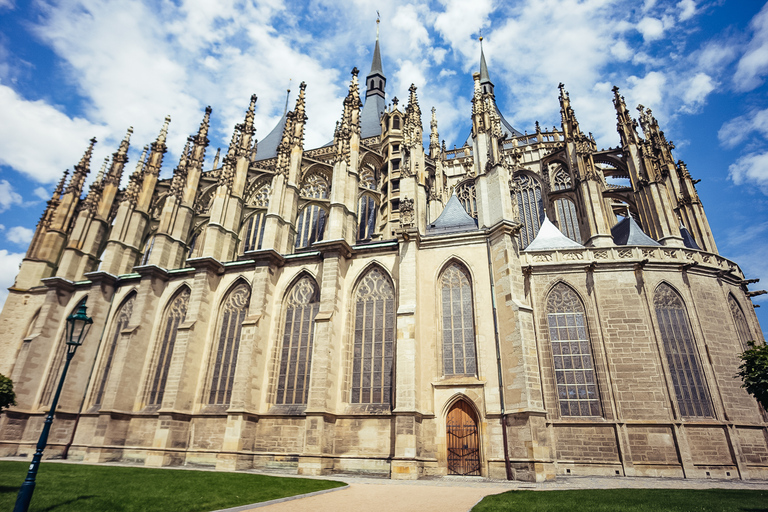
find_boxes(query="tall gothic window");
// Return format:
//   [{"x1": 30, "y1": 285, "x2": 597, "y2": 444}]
[
  {"x1": 441, "y1": 263, "x2": 477, "y2": 376},
  {"x1": 351, "y1": 267, "x2": 395, "y2": 405},
  {"x1": 358, "y1": 194, "x2": 377, "y2": 241},
  {"x1": 40, "y1": 298, "x2": 87, "y2": 406},
  {"x1": 93, "y1": 293, "x2": 135, "y2": 406},
  {"x1": 242, "y1": 212, "x2": 267, "y2": 252},
  {"x1": 513, "y1": 174, "x2": 544, "y2": 249},
  {"x1": 728, "y1": 294, "x2": 752, "y2": 350},
  {"x1": 555, "y1": 198, "x2": 581, "y2": 243},
  {"x1": 208, "y1": 283, "x2": 250, "y2": 405},
  {"x1": 546, "y1": 283, "x2": 601, "y2": 417},
  {"x1": 296, "y1": 171, "x2": 330, "y2": 249},
  {"x1": 456, "y1": 181, "x2": 477, "y2": 219},
  {"x1": 295, "y1": 205, "x2": 327, "y2": 249},
  {"x1": 654, "y1": 283, "x2": 713, "y2": 418},
  {"x1": 276, "y1": 276, "x2": 320, "y2": 405},
  {"x1": 147, "y1": 288, "x2": 190, "y2": 406}
]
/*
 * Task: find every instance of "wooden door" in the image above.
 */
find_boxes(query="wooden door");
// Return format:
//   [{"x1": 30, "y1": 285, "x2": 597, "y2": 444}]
[{"x1": 446, "y1": 400, "x2": 480, "y2": 476}]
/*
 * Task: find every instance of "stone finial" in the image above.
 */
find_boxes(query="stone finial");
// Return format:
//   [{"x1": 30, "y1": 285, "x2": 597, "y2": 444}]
[{"x1": 66, "y1": 137, "x2": 97, "y2": 195}]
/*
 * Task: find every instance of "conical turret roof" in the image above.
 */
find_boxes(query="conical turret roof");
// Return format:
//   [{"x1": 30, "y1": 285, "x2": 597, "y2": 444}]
[
  {"x1": 427, "y1": 193, "x2": 478, "y2": 234},
  {"x1": 524, "y1": 217, "x2": 584, "y2": 251},
  {"x1": 611, "y1": 216, "x2": 660, "y2": 246}
]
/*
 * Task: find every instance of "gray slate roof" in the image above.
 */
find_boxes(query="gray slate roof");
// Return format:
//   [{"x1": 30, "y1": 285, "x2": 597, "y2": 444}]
[
  {"x1": 611, "y1": 216, "x2": 661, "y2": 246},
  {"x1": 254, "y1": 112, "x2": 288, "y2": 162},
  {"x1": 680, "y1": 224, "x2": 701, "y2": 250},
  {"x1": 361, "y1": 94, "x2": 386, "y2": 139},
  {"x1": 524, "y1": 217, "x2": 584, "y2": 251},
  {"x1": 427, "y1": 194, "x2": 478, "y2": 234},
  {"x1": 463, "y1": 105, "x2": 523, "y2": 147}
]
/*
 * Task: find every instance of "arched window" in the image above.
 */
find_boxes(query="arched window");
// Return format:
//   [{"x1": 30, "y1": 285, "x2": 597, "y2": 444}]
[
  {"x1": 546, "y1": 283, "x2": 601, "y2": 417},
  {"x1": 300, "y1": 171, "x2": 330, "y2": 199},
  {"x1": 360, "y1": 166, "x2": 377, "y2": 190},
  {"x1": 295, "y1": 204, "x2": 327, "y2": 249},
  {"x1": 728, "y1": 294, "x2": 752, "y2": 350},
  {"x1": 441, "y1": 263, "x2": 477, "y2": 376},
  {"x1": 147, "y1": 288, "x2": 190, "y2": 406},
  {"x1": 512, "y1": 174, "x2": 544, "y2": 249},
  {"x1": 358, "y1": 194, "x2": 377, "y2": 241},
  {"x1": 93, "y1": 293, "x2": 135, "y2": 406},
  {"x1": 242, "y1": 211, "x2": 267, "y2": 252},
  {"x1": 276, "y1": 276, "x2": 320, "y2": 405},
  {"x1": 555, "y1": 198, "x2": 581, "y2": 243},
  {"x1": 552, "y1": 165, "x2": 572, "y2": 191},
  {"x1": 351, "y1": 267, "x2": 395, "y2": 405},
  {"x1": 208, "y1": 283, "x2": 250, "y2": 405},
  {"x1": 654, "y1": 284, "x2": 713, "y2": 418},
  {"x1": 40, "y1": 297, "x2": 87, "y2": 406},
  {"x1": 456, "y1": 181, "x2": 477, "y2": 219}
]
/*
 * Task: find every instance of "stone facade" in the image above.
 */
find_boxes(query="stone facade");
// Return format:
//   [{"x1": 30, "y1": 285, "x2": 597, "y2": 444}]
[{"x1": 0, "y1": 36, "x2": 766, "y2": 483}]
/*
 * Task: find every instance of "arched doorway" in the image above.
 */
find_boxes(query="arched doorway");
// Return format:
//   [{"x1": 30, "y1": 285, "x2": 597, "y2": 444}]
[{"x1": 446, "y1": 400, "x2": 481, "y2": 476}]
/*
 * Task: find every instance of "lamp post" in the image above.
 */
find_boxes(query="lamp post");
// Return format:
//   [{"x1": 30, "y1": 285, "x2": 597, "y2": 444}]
[{"x1": 14, "y1": 299, "x2": 93, "y2": 512}]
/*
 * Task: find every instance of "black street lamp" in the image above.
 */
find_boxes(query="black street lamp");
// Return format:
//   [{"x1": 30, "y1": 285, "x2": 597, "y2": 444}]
[{"x1": 14, "y1": 299, "x2": 93, "y2": 512}]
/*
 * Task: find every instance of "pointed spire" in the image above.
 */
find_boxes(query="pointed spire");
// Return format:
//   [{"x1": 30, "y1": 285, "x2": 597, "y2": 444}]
[
  {"x1": 478, "y1": 36, "x2": 494, "y2": 96},
  {"x1": 404, "y1": 84, "x2": 422, "y2": 149},
  {"x1": 430, "y1": 106, "x2": 440, "y2": 157},
  {"x1": 212, "y1": 147, "x2": 221, "y2": 169},
  {"x1": 193, "y1": 106, "x2": 212, "y2": 147},
  {"x1": 105, "y1": 127, "x2": 133, "y2": 186},
  {"x1": 558, "y1": 83, "x2": 583, "y2": 139},
  {"x1": 170, "y1": 140, "x2": 190, "y2": 200},
  {"x1": 188, "y1": 106, "x2": 211, "y2": 170},
  {"x1": 365, "y1": 16, "x2": 386, "y2": 100},
  {"x1": 83, "y1": 156, "x2": 109, "y2": 213},
  {"x1": 124, "y1": 145, "x2": 148, "y2": 206},
  {"x1": 153, "y1": 115, "x2": 171, "y2": 152},
  {"x1": 52, "y1": 170, "x2": 69, "y2": 202},
  {"x1": 66, "y1": 137, "x2": 96, "y2": 196},
  {"x1": 612, "y1": 85, "x2": 639, "y2": 147}
]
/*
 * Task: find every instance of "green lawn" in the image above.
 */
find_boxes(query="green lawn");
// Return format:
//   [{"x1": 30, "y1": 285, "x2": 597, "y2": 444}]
[
  {"x1": 472, "y1": 488, "x2": 768, "y2": 512},
  {"x1": 0, "y1": 460, "x2": 346, "y2": 512}
]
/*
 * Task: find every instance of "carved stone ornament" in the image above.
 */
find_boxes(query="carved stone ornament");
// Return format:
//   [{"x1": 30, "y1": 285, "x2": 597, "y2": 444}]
[{"x1": 399, "y1": 197, "x2": 415, "y2": 227}]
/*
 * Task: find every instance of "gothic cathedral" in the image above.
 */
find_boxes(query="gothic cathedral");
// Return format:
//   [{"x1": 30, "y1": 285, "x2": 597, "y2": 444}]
[{"x1": 0, "y1": 34, "x2": 766, "y2": 482}]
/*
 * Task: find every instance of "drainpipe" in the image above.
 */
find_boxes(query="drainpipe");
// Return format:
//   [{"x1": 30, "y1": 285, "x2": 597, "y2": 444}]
[
  {"x1": 62, "y1": 283, "x2": 117, "y2": 459},
  {"x1": 486, "y1": 238, "x2": 513, "y2": 480}
]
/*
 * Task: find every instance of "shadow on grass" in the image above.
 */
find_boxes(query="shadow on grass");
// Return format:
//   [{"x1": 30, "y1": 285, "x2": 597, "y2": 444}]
[{"x1": 39, "y1": 495, "x2": 97, "y2": 512}]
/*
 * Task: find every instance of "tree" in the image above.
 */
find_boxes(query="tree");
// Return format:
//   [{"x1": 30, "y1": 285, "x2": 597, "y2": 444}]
[
  {"x1": 737, "y1": 341, "x2": 768, "y2": 410},
  {"x1": 0, "y1": 373, "x2": 16, "y2": 413}
]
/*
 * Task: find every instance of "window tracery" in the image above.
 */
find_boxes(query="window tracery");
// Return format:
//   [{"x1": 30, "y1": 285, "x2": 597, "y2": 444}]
[
  {"x1": 654, "y1": 284, "x2": 713, "y2": 418},
  {"x1": 555, "y1": 198, "x2": 582, "y2": 243},
  {"x1": 512, "y1": 174, "x2": 544, "y2": 249},
  {"x1": 552, "y1": 165, "x2": 572, "y2": 191},
  {"x1": 360, "y1": 166, "x2": 377, "y2": 190},
  {"x1": 208, "y1": 283, "x2": 250, "y2": 405},
  {"x1": 295, "y1": 204, "x2": 327, "y2": 249},
  {"x1": 245, "y1": 178, "x2": 272, "y2": 207},
  {"x1": 441, "y1": 263, "x2": 477, "y2": 376},
  {"x1": 728, "y1": 294, "x2": 752, "y2": 351},
  {"x1": 300, "y1": 171, "x2": 330, "y2": 199},
  {"x1": 358, "y1": 194, "x2": 377, "y2": 241},
  {"x1": 93, "y1": 294, "x2": 135, "y2": 406},
  {"x1": 456, "y1": 181, "x2": 477, "y2": 219},
  {"x1": 351, "y1": 267, "x2": 395, "y2": 405},
  {"x1": 276, "y1": 276, "x2": 319, "y2": 405},
  {"x1": 242, "y1": 211, "x2": 267, "y2": 252},
  {"x1": 147, "y1": 288, "x2": 190, "y2": 406},
  {"x1": 546, "y1": 283, "x2": 601, "y2": 417}
]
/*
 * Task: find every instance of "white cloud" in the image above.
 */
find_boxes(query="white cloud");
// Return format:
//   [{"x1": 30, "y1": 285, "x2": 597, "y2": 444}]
[
  {"x1": 0, "y1": 180, "x2": 22, "y2": 212},
  {"x1": 677, "y1": 0, "x2": 696, "y2": 22},
  {"x1": 0, "y1": 0, "x2": 14, "y2": 9},
  {"x1": 637, "y1": 16, "x2": 675, "y2": 42},
  {"x1": 718, "y1": 107, "x2": 768, "y2": 148},
  {"x1": 6, "y1": 226, "x2": 33, "y2": 245},
  {"x1": 0, "y1": 249, "x2": 24, "y2": 310},
  {"x1": 728, "y1": 150, "x2": 768, "y2": 193},
  {"x1": 0, "y1": 82, "x2": 108, "y2": 183},
  {"x1": 734, "y1": 3, "x2": 768, "y2": 91},
  {"x1": 33, "y1": 187, "x2": 49, "y2": 201},
  {"x1": 680, "y1": 72, "x2": 716, "y2": 112}
]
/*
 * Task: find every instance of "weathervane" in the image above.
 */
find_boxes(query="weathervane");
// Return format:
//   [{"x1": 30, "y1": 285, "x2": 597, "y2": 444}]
[{"x1": 376, "y1": 10, "x2": 380, "y2": 40}]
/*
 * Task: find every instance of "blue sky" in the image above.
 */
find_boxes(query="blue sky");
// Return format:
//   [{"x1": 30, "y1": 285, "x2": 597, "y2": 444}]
[{"x1": 1, "y1": 0, "x2": 767, "y2": 335}]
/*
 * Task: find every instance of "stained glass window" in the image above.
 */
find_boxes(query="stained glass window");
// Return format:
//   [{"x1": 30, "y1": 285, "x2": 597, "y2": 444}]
[
  {"x1": 358, "y1": 194, "x2": 377, "y2": 241},
  {"x1": 654, "y1": 283, "x2": 713, "y2": 418},
  {"x1": 555, "y1": 198, "x2": 581, "y2": 243},
  {"x1": 441, "y1": 263, "x2": 477, "y2": 376},
  {"x1": 40, "y1": 298, "x2": 87, "y2": 406},
  {"x1": 512, "y1": 174, "x2": 544, "y2": 249},
  {"x1": 93, "y1": 294, "x2": 135, "y2": 406},
  {"x1": 351, "y1": 267, "x2": 395, "y2": 404},
  {"x1": 728, "y1": 294, "x2": 752, "y2": 351},
  {"x1": 147, "y1": 288, "x2": 190, "y2": 406},
  {"x1": 456, "y1": 181, "x2": 477, "y2": 219},
  {"x1": 208, "y1": 283, "x2": 250, "y2": 405},
  {"x1": 546, "y1": 283, "x2": 601, "y2": 417},
  {"x1": 295, "y1": 204, "x2": 327, "y2": 249},
  {"x1": 276, "y1": 276, "x2": 319, "y2": 405},
  {"x1": 242, "y1": 211, "x2": 267, "y2": 252}
]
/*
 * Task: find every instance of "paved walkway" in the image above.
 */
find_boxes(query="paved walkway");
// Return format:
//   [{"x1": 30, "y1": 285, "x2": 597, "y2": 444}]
[{"x1": 233, "y1": 474, "x2": 768, "y2": 512}]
